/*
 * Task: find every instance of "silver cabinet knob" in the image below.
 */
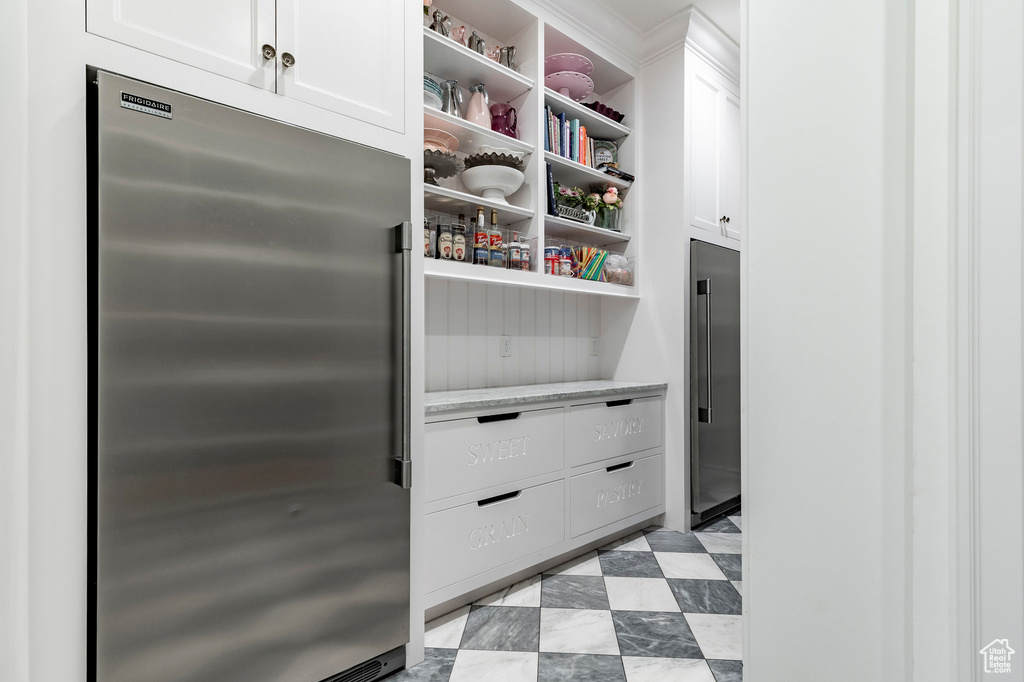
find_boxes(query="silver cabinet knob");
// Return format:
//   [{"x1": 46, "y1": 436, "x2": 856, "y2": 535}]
[
  {"x1": 281, "y1": 52, "x2": 296, "y2": 68},
  {"x1": 261, "y1": 44, "x2": 276, "y2": 60}
]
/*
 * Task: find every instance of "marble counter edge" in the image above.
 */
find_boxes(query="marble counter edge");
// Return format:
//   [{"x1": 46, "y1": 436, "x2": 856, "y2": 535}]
[{"x1": 424, "y1": 380, "x2": 669, "y2": 415}]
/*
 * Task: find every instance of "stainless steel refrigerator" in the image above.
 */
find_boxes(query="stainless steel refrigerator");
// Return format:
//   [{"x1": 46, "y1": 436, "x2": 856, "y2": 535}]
[
  {"x1": 89, "y1": 71, "x2": 412, "y2": 682},
  {"x1": 690, "y1": 240, "x2": 741, "y2": 524}
]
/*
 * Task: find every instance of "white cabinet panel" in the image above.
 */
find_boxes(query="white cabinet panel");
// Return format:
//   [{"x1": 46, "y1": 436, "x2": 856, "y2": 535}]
[
  {"x1": 569, "y1": 454, "x2": 664, "y2": 538},
  {"x1": 568, "y1": 395, "x2": 663, "y2": 467},
  {"x1": 686, "y1": 53, "x2": 741, "y2": 242},
  {"x1": 688, "y1": 67, "x2": 723, "y2": 234},
  {"x1": 423, "y1": 480, "x2": 564, "y2": 593},
  {"x1": 423, "y1": 408, "x2": 565, "y2": 503},
  {"x1": 87, "y1": 0, "x2": 276, "y2": 90},
  {"x1": 720, "y1": 92, "x2": 742, "y2": 241},
  {"x1": 277, "y1": 0, "x2": 406, "y2": 132}
]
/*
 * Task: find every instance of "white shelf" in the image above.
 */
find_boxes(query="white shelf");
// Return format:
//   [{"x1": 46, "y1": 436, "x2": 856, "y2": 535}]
[
  {"x1": 543, "y1": 215, "x2": 630, "y2": 247},
  {"x1": 424, "y1": 108, "x2": 534, "y2": 157},
  {"x1": 424, "y1": 184, "x2": 534, "y2": 222},
  {"x1": 424, "y1": 258, "x2": 638, "y2": 298},
  {"x1": 424, "y1": 29, "x2": 534, "y2": 104},
  {"x1": 545, "y1": 152, "x2": 632, "y2": 192},
  {"x1": 543, "y1": 88, "x2": 632, "y2": 140}
]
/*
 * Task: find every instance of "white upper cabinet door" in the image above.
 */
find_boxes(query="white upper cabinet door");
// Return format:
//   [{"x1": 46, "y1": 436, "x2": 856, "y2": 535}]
[
  {"x1": 687, "y1": 59, "x2": 723, "y2": 234},
  {"x1": 276, "y1": 0, "x2": 406, "y2": 133},
  {"x1": 719, "y1": 90, "x2": 741, "y2": 241},
  {"x1": 87, "y1": 0, "x2": 277, "y2": 90}
]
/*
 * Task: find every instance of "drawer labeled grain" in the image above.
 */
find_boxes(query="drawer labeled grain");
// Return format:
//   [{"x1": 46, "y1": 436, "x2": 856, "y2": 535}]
[
  {"x1": 424, "y1": 480, "x2": 565, "y2": 593},
  {"x1": 424, "y1": 408, "x2": 564, "y2": 502},
  {"x1": 569, "y1": 454, "x2": 664, "y2": 538},
  {"x1": 569, "y1": 395, "x2": 663, "y2": 466}
]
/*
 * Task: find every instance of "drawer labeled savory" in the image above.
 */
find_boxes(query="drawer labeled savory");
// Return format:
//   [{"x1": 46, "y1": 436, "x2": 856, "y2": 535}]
[
  {"x1": 423, "y1": 479, "x2": 565, "y2": 593},
  {"x1": 424, "y1": 407, "x2": 564, "y2": 502},
  {"x1": 569, "y1": 454, "x2": 664, "y2": 538},
  {"x1": 569, "y1": 395, "x2": 663, "y2": 467}
]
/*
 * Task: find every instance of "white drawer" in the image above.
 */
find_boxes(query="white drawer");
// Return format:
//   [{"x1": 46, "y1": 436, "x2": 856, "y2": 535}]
[
  {"x1": 424, "y1": 479, "x2": 564, "y2": 593},
  {"x1": 569, "y1": 395, "x2": 663, "y2": 467},
  {"x1": 569, "y1": 454, "x2": 664, "y2": 538},
  {"x1": 424, "y1": 408, "x2": 564, "y2": 502}
]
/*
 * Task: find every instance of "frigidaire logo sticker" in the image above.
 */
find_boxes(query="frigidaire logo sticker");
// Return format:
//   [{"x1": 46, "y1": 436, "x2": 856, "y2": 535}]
[{"x1": 120, "y1": 92, "x2": 172, "y2": 119}]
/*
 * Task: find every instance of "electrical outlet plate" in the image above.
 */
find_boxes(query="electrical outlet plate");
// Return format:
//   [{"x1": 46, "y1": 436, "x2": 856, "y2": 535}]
[
  {"x1": 500, "y1": 335, "x2": 512, "y2": 357},
  {"x1": 589, "y1": 337, "x2": 599, "y2": 356}
]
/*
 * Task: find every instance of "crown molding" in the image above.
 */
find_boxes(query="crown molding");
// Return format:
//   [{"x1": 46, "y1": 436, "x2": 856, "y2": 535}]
[
  {"x1": 528, "y1": 0, "x2": 643, "y2": 70},
  {"x1": 523, "y1": 1, "x2": 738, "y2": 80},
  {"x1": 641, "y1": 6, "x2": 739, "y2": 79}
]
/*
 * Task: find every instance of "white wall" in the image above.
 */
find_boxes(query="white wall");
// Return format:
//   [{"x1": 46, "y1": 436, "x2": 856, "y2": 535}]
[
  {"x1": 743, "y1": 0, "x2": 913, "y2": 678},
  {"x1": 1, "y1": 0, "x2": 31, "y2": 678},
  {"x1": 969, "y1": 0, "x2": 1024, "y2": 673},
  {"x1": 745, "y1": 0, "x2": 1024, "y2": 680},
  {"x1": 425, "y1": 280, "x2": 602, "y2": 391},
  {"x1": 607, "y1": 45, "x2": 692, "y2": 531},
  {"x1": 610, "y1": 24, "x2": 739, "y2": 533}
]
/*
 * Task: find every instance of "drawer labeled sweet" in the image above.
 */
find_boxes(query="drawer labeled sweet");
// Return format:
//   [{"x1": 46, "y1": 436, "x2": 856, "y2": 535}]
[
  {"x1": 569, "y1": 454, "x2": 663, "y2": 538},
  {"x1": 569, "y1": 395, "x2": 662, "y2": 467},
  {"x1": 423, "y1": 479, "x2": 565, "y2": 593},
  {"x1": 424, "y1": 407, "x2": 564, "y2": 503}
]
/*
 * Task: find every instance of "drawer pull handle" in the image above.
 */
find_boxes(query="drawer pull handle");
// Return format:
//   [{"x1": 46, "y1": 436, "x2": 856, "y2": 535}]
[
  {"x1": 606, "y1": 461, "x2": 635, "y2": 473},
  {"x1": 477, "y1": 412, "x2": 521, "y2": 424},
  {"x1": 606, "y1": 398, "x2": 633, "y2": 407},
  {"x1": 477, "y1": 490, "x2": 522, "y2": 507}
]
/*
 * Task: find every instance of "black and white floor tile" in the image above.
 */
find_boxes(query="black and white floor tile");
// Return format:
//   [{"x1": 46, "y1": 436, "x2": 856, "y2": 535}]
[{"x1": 392, "y1": 513, "x2": 742, "y2": 682}]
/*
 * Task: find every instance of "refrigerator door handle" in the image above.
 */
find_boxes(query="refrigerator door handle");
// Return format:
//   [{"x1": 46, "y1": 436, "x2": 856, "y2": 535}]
[
  {"x1": 697, "y1": 278, "x2": 713, "y2": 423},
  {"x1": 394, "y1": 221, "x2": 413, "y2": 489}
]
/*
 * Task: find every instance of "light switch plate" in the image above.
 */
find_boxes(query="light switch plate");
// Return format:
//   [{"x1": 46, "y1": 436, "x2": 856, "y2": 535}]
[{"x1": 589, "y1": 337, "x2": 600, "y2": 356}]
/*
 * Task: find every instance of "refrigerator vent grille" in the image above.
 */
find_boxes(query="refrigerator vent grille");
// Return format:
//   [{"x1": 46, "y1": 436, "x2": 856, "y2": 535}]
[{"x1": 325, "y1": 660, "x2": 384, "y2": 682}]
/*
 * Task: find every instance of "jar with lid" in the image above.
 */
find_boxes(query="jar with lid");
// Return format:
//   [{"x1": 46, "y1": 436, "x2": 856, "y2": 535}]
[
  {"x1": 451, "y1": 222, "x2": 467, "y2": 262},
  {"x1": 437, "y1": 223, "x2": 453, "y2": 260},
  {"x1": 509, "y1": 232, "x2": 522, "y2": 270},
  {"x1": 487, "y1": 210, "x2": 503, "y2": 268},
  {"x1": 473, "y1": 208, "x2": 489, "y2": 265}
]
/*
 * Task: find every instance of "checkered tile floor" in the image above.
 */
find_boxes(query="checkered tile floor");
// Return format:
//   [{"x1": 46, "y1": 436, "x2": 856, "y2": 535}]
[{"x1": 392, "y1": 513, "x2": 742, "y2": 682}]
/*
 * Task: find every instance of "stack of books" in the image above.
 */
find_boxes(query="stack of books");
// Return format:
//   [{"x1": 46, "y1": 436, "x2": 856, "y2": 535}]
[{"x1": 545, "y1": 105, "x2": 596, "y2": 167}]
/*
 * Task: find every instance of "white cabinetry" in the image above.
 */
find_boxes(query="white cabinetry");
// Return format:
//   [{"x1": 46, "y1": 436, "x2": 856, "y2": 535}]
[
  {"x1": 423, "y1": 382, "x2": 666, "y2": 615},
  {"x1": 86, "y1": 0, "x2": 276, "y2": 89},
  {"x1": 275, "y1": 0, "x2": 405, "y2": 132},
  {"x1": 86, "y1": 0, "x2": 406, "y2": 132},
  {"x1": 686, "y1": 53, "x2": 741, "y2": 241}
]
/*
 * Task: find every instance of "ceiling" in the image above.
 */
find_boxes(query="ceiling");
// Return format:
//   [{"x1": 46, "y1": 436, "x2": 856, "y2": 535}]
[{"x1": 592, "y1": 0, "x2": 739, "y2": 44}]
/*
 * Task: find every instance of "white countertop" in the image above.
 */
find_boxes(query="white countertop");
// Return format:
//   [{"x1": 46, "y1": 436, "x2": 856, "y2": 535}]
[{"x1": 424, "y1": 380, "x2": 668, "y2": 414}]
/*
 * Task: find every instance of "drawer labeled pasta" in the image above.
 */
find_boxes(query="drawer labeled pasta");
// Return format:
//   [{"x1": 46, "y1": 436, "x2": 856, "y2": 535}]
[
  {"x1": 424, "y1": 408, "x2": 564, "y2": 502},
  {"x1": 569, "y1": 454, "x2": 663, "y2": 538},
  {"x1": 423, "y1": 480, "x2": 565, "y2": 593},
  {"x1": 569, "y1": 395, "x2": 663, "y2": 467}
]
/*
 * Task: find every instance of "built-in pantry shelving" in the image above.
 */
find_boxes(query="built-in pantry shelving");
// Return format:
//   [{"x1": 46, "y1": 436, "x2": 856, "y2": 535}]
[
  {"x1": 423, "y1": 185, "x2": 534, "y2": 222},
  {"x1": 544, "y1": 151, "x2": 632, "y2": 192},
  {"x1": 422, "y1": 0, "x2": 638, "y2": 298},
  {"x1": 423, "y1": 28, "x2": 533, "y2": 103},
  {"x1": 543, "y1": 214, "x2": 631, "y2": 247},
  {"x1": 423, "y1": 258, "x2": 637, "y2": 298},
  {"x1": 423, "y1": 108, "x2": 535, "y2": 157},
  {"x1": 542, "y1": 88, "x2": 632, "y2": 140}
]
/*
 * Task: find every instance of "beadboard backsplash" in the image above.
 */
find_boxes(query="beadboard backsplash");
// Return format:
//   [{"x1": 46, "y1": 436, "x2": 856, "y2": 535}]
[{"x1": 425, "y1": 279, "x2": 602, "y2": 392}]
